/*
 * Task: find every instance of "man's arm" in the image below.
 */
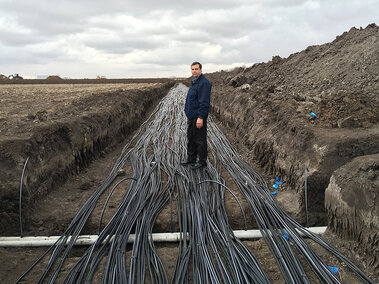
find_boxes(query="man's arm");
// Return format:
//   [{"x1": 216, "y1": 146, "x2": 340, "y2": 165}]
[{"x1": 197, "y1": 81, "x2": 212, "y2": 128}]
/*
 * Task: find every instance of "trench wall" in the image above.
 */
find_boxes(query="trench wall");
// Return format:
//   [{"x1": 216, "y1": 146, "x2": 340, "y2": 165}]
[
  {"x1": 325, "y1": 153, "x2": 379, "y2": 271},
  {"x1": 0, "y1": 82, "x2": 175, "y2": 234},
  {"x1": 209, "y1": 84, "x2": 379, "y2": 225}
]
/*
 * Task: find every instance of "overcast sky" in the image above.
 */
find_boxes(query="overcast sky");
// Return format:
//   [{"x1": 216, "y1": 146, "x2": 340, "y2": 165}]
[{"x1": 0, "y1": 0, "x2": 378, "y2": 78}]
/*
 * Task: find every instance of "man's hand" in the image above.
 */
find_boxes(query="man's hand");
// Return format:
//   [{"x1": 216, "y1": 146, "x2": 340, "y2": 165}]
[{"x1": 196, "y1": 118, "x2": 203, "y2": 128}]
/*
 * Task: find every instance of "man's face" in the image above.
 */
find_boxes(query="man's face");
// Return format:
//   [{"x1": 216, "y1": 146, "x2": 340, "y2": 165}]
[{"x1": 191, "y1": 64, "x2": 202, "y2": 78}]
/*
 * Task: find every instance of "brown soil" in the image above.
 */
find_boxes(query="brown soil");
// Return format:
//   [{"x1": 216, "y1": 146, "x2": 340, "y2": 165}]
[
  {"x1": 207, "y1": 23, "x2": 379, "y2": 225},
  {"x1": 325, "y1": 153, "x2": 379, "y2": 271},
  {"x1": 1, "y1": 231, "x2": 377, "y2": 283},
  {"x1": 45, "y1": 75, "x2": 64, "y2": 81},
  {"x1": 0, "y1": 126, "x2": 376, "y2": 282},
  {"x1": 0, "y1": 81, "x2": 175, "y2": 235},
  {"x1": 0, "y1": 77, "x2": 177, "y2": 85},
  {"x1": 0, "y1": 24, "x2": 378, "y2": 283}
]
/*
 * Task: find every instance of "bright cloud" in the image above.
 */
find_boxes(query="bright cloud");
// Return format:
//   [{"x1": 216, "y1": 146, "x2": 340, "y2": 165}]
[{"x1": 0, "y1": 0, "x2": 378, "y2": 78}]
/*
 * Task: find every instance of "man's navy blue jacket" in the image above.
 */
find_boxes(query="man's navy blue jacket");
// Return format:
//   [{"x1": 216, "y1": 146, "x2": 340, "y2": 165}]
[{"x1": 184, "y1": 74, "x2": 212, "y2": 120}]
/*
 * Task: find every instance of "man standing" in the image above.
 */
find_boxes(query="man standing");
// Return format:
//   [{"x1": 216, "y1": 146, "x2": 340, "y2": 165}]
[{"x1": 182, "y1": 62, "x2": 212, "y2": 169}]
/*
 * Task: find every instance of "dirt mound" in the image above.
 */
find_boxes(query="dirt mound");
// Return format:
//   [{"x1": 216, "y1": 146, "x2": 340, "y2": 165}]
[
  {"x1": 45, "y1": 75, "x2": 63, "y2": 81},
  {"x1": 210, "y1": 23, "x2": 378, "y2": 129},
  {"x1": 0, "y1": 23, "x2": 378, "y2": 283},
  {"x1": 207, "y1": 23, "x2": 379, "y2": 225}
]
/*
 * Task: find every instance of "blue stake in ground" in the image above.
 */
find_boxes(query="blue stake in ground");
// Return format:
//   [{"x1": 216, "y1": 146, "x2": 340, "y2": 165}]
[{"x1": 309, "y1": 111, "x2": 318, "y2": 118}]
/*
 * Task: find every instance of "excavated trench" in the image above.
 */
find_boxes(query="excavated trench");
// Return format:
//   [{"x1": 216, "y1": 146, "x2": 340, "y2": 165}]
[
  {"x1": 0, "y1": 83, "x2": 377, "y2": 283},
  {"x1": 2, "y1": 71, "x2": 377, "y2": 239},
  {"x1": 1, "y1": 81, "x2": 333, "y2": 238},
  {"x1": 1, "y1": 24, "x2": 378, "y2": 282},
  {"x1": 207, "y1": 81, "x2": 379, "y2": 229},
  {"x1": 1, "y1": 82, "x2": 368, "y2": 234},
  {"x1": 0, "y1": 82, "x2": 175, "y2": 235}
]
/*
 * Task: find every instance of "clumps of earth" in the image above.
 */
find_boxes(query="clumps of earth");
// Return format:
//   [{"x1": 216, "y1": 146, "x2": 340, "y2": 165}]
[
  {"x1": 208, "y1": 23, "x2": 378, "y2": 271},
  {"x1": 210, "y1": 23, "x2": 378, "y2": 130},
  {"x1": 0, "y1": 23, "x2": 378, "y2": 282}
]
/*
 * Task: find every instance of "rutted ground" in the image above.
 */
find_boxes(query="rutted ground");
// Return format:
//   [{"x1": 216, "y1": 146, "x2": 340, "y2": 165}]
[
  {"x1": 1, "y1": 84, "x2": 377, "y2": 283},
  {"x1": 0, "y1": 24, "x2": 378, "y2": 283},
  {"x1": 208, "y1": 24, "x2": 378, "y2": 223},
  {"x1": 207, "y1": 23, "x2": 379, "y2": 275},
  {"x1": 0, "y1": 82, "x2": 175, "y2": 234}
]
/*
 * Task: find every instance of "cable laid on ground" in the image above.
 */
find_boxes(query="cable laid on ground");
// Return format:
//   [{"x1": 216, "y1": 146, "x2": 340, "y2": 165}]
[
  {"x1": 19, "y1": 156, "x2": 29, "y2": 238},
  {"x1": 15, "y1": 84, "x2": 374, "y2": 284}
]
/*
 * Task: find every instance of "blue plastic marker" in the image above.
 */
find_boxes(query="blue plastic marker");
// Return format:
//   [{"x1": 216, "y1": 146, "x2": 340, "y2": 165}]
[
  {"x1": 275, "y1": 177, "x2": 283, "y2": 185},
  {"x1": 282, "y1": 230, "x2": 289, "y2": 240},
  {"x1": 309, "y1": 112, "x2": 318, "y2": 118},
  {"x1": 328, "y1": 266, "x2": 339, "y2": 275},
  {"x1": 273, "y1": 184, "x2": 278, "y2": 189},
  {"x1": 271, "y1": 191, "x2": 277, "y2": 195}
]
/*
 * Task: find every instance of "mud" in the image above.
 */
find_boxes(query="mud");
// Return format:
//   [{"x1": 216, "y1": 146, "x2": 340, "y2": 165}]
[
  {"x1": 0, "y1": 24, "x2": 378, "y2": 283},
  {"x1": 1, "y1": 233, "x2": 376, "y2": 283},
  {"x1": 0, "y1": 82, "x2": 175, "y2": 235},
  {"x1": 325, "y1": 153, "x2": 379, "y2": 272},
  {"x1": 207, "y1": 23, "x2": 379, "y2": 225}
]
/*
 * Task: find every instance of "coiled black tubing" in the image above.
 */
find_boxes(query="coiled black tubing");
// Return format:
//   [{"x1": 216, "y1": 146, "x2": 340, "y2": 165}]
[{"x1": 16, "y1": 84, "x2": 374, "y2": 284}]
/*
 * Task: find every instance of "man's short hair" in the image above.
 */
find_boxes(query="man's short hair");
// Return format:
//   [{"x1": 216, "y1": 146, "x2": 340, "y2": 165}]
[{"x1": 191, "y1": 62, "x2": 202, "y2": 69}]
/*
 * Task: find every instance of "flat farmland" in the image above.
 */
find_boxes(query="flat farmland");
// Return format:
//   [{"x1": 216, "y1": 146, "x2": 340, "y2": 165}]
[{"x1": 0, "y1": 83, "x2": 162, "y2": 139}]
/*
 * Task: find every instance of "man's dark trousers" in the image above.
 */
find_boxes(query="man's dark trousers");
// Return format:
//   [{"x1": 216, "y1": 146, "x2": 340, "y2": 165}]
[{"x1": 187, "y1": 118, "x2": 207, "y2": 165}]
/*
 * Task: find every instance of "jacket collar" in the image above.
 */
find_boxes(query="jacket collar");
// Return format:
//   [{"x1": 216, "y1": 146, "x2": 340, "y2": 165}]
[{"x1": 191, "y1": 74, "x2": 203, "y2": 85}]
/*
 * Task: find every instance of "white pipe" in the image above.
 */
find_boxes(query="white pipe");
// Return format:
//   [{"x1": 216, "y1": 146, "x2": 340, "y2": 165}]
[{"x1": 0, "y1": 227, "x2": 327, "y2": 247}]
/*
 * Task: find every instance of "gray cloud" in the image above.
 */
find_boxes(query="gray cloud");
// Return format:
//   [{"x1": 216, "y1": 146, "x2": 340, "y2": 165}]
[{"x1": 0, "y1": 0, "x2": 378, "y2": 78}]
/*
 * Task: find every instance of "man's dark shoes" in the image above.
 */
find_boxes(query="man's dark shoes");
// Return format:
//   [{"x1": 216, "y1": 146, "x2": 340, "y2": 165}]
[
  {"x1": 190, "y1": 162, "x2": 206, "y2": 170},
  {"x1": 180, "y1": 161, "x2": 195, "y2": 166}
]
